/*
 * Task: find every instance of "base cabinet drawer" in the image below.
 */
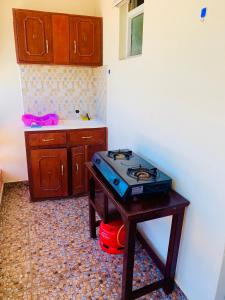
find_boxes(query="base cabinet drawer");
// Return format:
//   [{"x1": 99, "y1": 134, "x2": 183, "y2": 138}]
[
  {"x1": 69, "y1": 128, "x2": 106, "y2": 146},
  {"x1": 28, "y1": 132, "x2": 67, "y2": 147},
  {"x1": 30, "y1": 148, "x2": 68, "y2": 199}
]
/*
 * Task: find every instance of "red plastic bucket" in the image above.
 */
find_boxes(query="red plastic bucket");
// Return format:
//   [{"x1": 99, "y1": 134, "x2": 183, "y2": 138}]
[{"x1": 99, "y1": 219, "x2": 126, "y2": 254}]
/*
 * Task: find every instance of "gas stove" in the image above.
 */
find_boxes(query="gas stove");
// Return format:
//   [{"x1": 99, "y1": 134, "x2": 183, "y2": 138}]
[{"x1": 92, "y1": 149, "x2": 172, "y2": 201}]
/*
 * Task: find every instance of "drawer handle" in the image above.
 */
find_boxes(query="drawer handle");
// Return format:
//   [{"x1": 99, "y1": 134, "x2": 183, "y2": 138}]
[
  {"x1": 61, "y1": 164, "x2": 64, "y2": 176},
  {"x1": 75, "y1": 163, "x2": 79, "y2": 173},
  {"x1": 81, "y1": 136, "x2": 93, "y2": 139},
  {"x1": 42, "y1": 138, "x2": 55, "y2": 142}
]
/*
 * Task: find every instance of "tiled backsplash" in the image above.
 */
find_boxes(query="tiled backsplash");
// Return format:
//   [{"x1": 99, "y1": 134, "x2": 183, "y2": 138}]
[
  {"x1": 93, "y1": 67, "x2": 107, "y2": 122},
  {"x1": 20, "y1": 65, "x2": 107, "y2": 121}
]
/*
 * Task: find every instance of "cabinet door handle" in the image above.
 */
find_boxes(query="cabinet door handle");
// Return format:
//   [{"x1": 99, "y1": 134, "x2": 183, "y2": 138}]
[
  {"x1": 73, "y1": 40, "x2": 77, "y2": 54},
  {"x1": 42, "y1": 138, "x2": 55, "y2": 142},
  {"x1": 61, "y1": 164, "x2": 64, "y2": 176},
  {"x1": 46, "y1": 40, "x2": 49, "y2": 54},
  {"x1": 75, "y1": 163, "x2": 79, "y2": 173},
  {"x1": 81, "y1": 136, "x2": 93, "y2": 139}
]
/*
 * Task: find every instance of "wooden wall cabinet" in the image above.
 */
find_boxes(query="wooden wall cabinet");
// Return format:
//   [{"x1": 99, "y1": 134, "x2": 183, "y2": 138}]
[
  {"x1": 25, "y1": 128, "x2": 107, "y2": 200},
  {"x1": 13, "y1": 9, "x2": 103, "y2": 66}
]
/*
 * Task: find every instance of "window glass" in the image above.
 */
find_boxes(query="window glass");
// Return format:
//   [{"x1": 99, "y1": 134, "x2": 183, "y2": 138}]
[
  {"x1": 129, "y1": 0, "x2": 144, "y2": 11},
  {"x1": 130, "y1": 13, "x2": 143, "y2": 56}
]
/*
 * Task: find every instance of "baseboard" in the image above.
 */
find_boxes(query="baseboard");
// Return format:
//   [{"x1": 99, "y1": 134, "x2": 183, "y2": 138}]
[
  {"x1": 0, "y1": 183, "x2": 3, "y2": 205},
  {"x1": 0, "y1": 170, "x2": 3, "y2": 205},
  {"x1": 3, "y1": 180, "x2": 28, "y2": 185}
]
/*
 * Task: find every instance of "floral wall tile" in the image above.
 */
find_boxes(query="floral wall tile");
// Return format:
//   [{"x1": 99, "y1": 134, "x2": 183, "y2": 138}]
[
  {"x1": 94, "y1": 66, "x2": 107, "y2": 123},
  {"x1": 20, "y1": 65, "x2": 107, "y2": 121}
]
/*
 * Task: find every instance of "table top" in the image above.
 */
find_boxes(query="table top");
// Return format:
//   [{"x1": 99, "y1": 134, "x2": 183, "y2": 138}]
[{"x1": 86, "y1": 162, "x2": 190, "y2": 222}]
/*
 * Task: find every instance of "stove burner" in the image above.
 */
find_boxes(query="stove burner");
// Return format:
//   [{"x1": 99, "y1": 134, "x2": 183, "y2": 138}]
[
  {"x1": 127, "y1": 165, "x2": 158, "y2": 182},
  {"x1": 108, "y1": 149, "x2": 132, "y2": 160}
]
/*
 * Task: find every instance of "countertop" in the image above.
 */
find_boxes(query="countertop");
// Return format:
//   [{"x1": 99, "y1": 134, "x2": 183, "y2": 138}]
[{"x1": 24, "y1": 119, "x2": 107, "y2": 132}]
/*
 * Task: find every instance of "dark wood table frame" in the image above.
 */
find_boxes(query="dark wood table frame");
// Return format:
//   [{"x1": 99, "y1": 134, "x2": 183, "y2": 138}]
[{"x1": 86, "y1": 162, "x2": 190, "y2": 300}]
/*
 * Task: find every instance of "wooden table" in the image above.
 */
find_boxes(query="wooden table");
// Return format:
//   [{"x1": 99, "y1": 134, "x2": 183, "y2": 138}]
[{"x1": 86, "y1": 162, "x2": 190, "y2": 300}]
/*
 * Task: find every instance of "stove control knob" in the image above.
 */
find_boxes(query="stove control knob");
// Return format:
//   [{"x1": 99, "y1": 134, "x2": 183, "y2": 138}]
[
  {"x1": 95, "y1": 158, "x2": 101, "y2": 165},
  {"x1": 113, "y1": 178, "x2": 120, "y2": 186}
]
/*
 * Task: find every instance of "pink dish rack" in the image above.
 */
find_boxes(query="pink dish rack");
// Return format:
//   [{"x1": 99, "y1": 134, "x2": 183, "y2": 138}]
[{"x1": 22, "y1": 114, "x2": 59, "y2": 127}]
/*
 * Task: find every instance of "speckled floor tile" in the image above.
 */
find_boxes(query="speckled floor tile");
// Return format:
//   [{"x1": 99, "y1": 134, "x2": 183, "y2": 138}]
[{"x1": 0, "y1": 183, "x2": 187, "y2": 300}]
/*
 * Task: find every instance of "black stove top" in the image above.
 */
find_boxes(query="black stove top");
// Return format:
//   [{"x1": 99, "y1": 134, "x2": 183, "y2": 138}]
[{"x1": 92, "y1": 149, "x2": 172, "y2": 200}]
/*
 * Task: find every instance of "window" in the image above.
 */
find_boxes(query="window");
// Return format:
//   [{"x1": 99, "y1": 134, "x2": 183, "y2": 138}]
[
  {"x1": 119, "y1": 0, "x2": 144, "y2": 59},
  {"x1": 128, "y1": 0, "x2": 144, "y2": 12}
]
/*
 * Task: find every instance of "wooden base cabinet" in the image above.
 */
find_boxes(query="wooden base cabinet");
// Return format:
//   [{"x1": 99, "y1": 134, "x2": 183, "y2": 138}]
[{"x1": 25, "y1": 128, "x2": 107, "y2": 201}]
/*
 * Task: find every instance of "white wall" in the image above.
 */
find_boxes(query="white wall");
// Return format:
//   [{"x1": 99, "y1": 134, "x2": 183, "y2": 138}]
[
  {"x1": 0, "y1": 0, "x2": 98, "y2": 182},
  {"x1": 96, "y1": 1, "x2": 225, "y2": 299}
]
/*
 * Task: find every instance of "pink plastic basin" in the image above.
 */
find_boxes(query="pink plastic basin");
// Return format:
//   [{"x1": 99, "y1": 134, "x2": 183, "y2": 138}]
[{"x1": 22, "y1": 114, "x2": 59, "y2": 127}]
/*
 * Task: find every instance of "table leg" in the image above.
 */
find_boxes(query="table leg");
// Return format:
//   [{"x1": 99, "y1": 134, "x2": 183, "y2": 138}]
[
  {"x1": 103, "y1": 194, "x2": 109, "y2": 223},
  {"x1": 121, "y1": 221, "x2": 137, "y2": 300},
  {"x1": 163, "y1": 209, "x2": 185, "y2": 294},
  {"x1": 89, "y1": 177, "x2": 96, "y2": 239}
]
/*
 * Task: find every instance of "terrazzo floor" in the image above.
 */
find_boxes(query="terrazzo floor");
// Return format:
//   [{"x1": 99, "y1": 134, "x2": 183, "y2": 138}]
[{"x1": 0, "y1": 183, "x2": 187, "y2": 300}]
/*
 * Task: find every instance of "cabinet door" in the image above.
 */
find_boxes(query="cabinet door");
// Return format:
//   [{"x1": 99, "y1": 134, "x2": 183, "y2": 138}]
[
  {"x1": 69, "y1": 16, "x2": 102, "y2": 66},
  {"x1": 72, "y1": 146, "x2": 85, "y2": 195},
  {"x1": 30, "y1": 148, "x2": 68, "y2": 199},
  {"x1": 85, "y1": 143, "x2": 106, "y2": 192},
  {"x1": 13, "y1": 9, "x2": 53, "y2": 63},
  {"x1": 52, "y1": 14, "x2": 69, "y2": 65}
]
